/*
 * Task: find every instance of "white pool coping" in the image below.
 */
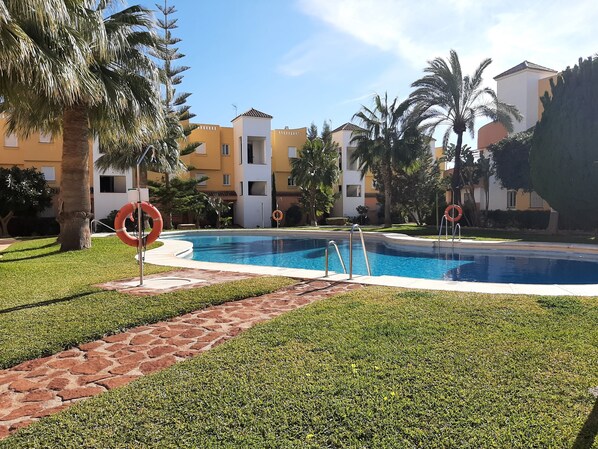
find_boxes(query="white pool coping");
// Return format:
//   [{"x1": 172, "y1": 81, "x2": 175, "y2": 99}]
[{"x1": 140, "y1": 229, "x2": 598, "y2": 297}]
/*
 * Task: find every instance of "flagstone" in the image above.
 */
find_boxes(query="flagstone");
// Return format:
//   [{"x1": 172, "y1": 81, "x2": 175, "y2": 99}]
[{"x1": 0, "y1": 273, "x2": 360, "y2": 440}]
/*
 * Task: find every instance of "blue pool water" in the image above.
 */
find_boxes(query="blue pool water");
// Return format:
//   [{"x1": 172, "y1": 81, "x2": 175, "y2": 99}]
[{"x1": 168, "y1": 234, "x2": 598, "y2": 284}]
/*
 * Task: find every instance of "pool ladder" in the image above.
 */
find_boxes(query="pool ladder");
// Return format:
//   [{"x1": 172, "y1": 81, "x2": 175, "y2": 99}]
[
  {"x1": 324, "y1": 224, "x2": 372, "y2": 279},
  {"x1": 438, "y1": 215, "x2": 461, "y2": 243}
]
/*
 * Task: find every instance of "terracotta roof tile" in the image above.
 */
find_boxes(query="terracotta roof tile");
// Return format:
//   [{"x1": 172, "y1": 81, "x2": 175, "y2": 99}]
[
  {"x1": 232, "y1": 108, "x2": 273, "y2": 121},
  {"x1": 494, "y1": 61, "x2": 557, "y2": 80},
  {"x1": 331, "y1": 122, "x2": 364, "y2": 133}
]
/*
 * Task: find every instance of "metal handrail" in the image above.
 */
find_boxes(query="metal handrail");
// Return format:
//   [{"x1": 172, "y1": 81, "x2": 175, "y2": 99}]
[
  {"x1": 90, "y1": 219, "x2": 116, "y2": 233},
  {"x1": 438, "y1": 216, "x2": 461, "y2": 243},
  {"x1": 349, "y1": 224, "x2": 371, "y2": 279},
  {"x1": 438, "y1": 215, "x2": 448, "y2": 242},
  {"x1": 325, "y1": 240, "x2": 347, "y2": 277},
  {"x1": 452, "y1": 223, "x2": 461, "y2": 242}
]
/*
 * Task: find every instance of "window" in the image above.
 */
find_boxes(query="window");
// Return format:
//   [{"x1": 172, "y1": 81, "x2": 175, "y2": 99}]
[
  {"x1": 346, "y1": 184, "x2": 361, "y2": 197},
  {"x1": 239, "y1": 137, "x2": 243, "y2": 164},
  {"x1": 287, "y1": 176, "x2": 296, "y2": 187},
  {"x1": 247, "y1": 139, "x2": 266, "y2": 164},
  {"x1": 39, "y1": 132, "x2": 52, "y2": 143},
  {"x1": 195, "y1": 143, "x2": 206, "y2": 155},
  {"x1": 239, "y1": 182, "x2": 243, "y2": 196},
  {"x1": 4, "y1": 133, "x2": 17, "y2": 147},
  {"x1": 222, "y1": 143, "x2": 230, "y2": 156},
  {"x1": 346, "y1": 147, "x2": 359, "y2": 171},
  {"x1": 507, "y1": 190, "x2": 517, "y2": 209},
  {"x1": 530, "y1": 191, "x2": 544, "y2": 208},
  {"x1": 372, "y1": 180, "x2": 378, "y2": 190},
  {"x1": 223, "y1": 174, "x2": 230, "y2": 186},
  {"x1": 248, "y1": 181, "x2": 267, "y2": 196},
  {"x1": 195, "y1": 173, "x2": 207, "y2": 186},
  {"x1": 40, "y1": 166, "x2": 56, "y2": 182},
  {"x1": 99, "y1": 175, "x2": 126, "y2": 193},
  {"x1": 247, "y1": 142, "x2": 254, "y2": 164},
  {"x1": 288, "y1": 146, "x2": 297, "y2": 158}
]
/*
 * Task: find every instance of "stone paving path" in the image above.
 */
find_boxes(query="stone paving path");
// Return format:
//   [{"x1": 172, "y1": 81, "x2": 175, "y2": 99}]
[
  {"x1": 0, "y1": 238, "x2": 16, "y2": 256},
  {"x1": 0, "y1": 278, "x2": 361, "y2": 439}
]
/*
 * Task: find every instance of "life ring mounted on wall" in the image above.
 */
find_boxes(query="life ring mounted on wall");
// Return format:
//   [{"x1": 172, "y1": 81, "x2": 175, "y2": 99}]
[
  {"x1": 444, "y1": 204, "x2": 463, "y2": 223},
  {"x1": 114, "y1": 202, "x2": 163, "y2": 247},
  {"x1": 272, "y1": 209, "x2": 284, "y2": 222}
]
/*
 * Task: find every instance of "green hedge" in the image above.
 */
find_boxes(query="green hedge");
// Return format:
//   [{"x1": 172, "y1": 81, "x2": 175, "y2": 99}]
[
  {"x1": 485, "y1": 210, "x2": 550, "y2": 229},
  {"x1": 6, "y1": 216, "x2": 60, "y2": 236}
]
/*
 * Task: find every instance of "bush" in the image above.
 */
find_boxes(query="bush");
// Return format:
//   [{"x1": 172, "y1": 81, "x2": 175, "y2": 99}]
[
  {"x1": 284, "y1": 205, "x2": 302, "y2": 227},
  {"x1": 557, "y1": 213, "x2": 598, "y2": 232},
  {"x1": 7, "y1": 216, "x2": 59, "y2": 237},
  {"x1": 485, "y1": 210, "x2": 550, "y2": 229},
  {"x1": 98, "y1": 210, "x2": 118, "y2": 232}
]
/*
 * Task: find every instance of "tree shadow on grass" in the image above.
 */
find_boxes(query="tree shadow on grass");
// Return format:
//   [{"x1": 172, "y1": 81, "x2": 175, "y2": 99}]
[
  {"x1": 2, "y1": 241, "x2": 58, "y2": 254},
  {"x1": 0, "y1": 291, "x2": 96, "y2": 315},
  {"x1": 0, "y1": 249, "x2": 61, "y2": 263},
  {"x1": 572, "y1": 398, "x2": 598, "y2": 449}
]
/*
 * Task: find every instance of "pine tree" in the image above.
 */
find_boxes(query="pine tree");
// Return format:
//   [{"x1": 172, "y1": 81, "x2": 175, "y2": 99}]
[
  {"x1": 154, "y1": 0, "x2": 200, "y2": 228},
  {"x1": 155, "y1": 0, "x2": 199, "y2": 157},
  {"x1": 95, "y1": 0, "x2": 199, "y2": 229},
  {"x1": 530, "y1": 56, "x2": 598, "y2": 227}
]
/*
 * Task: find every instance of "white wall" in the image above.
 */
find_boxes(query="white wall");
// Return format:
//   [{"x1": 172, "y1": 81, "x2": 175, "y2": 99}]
[
  {"x1": 92, "y1": 140, "x2": 134, "y2": 221},
  {"x1": 332, "y1": 129, "x2": 365, "y2": 217},
  {"x1": 485, "y1": 67, "x2": 556, "y2": 210},
  {"x1": 496, "y1": 69, "x2": 554, "y2": 134},
  {"x1": 232, "y1": 115, "x2": 272, "y2": 227}
]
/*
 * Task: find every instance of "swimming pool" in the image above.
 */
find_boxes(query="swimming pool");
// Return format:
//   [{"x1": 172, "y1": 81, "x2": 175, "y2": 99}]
[{"x1": 166, "y1": 232, "x2": 598, "y2": 285}]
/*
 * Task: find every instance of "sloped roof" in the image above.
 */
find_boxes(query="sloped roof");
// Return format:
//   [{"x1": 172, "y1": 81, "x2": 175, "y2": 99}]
[
  {"x1": 331, "y1": 122, "x2": 364, "y2": 133},
  {"x1": 231, "y1": 108, "x2": 273, "y2": 121},
  {"x1": 494, "y1": 61, "x2": 557, "y2": 80}
]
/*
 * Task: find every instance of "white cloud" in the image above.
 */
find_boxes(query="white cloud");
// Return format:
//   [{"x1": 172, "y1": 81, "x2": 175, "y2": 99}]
[{"x1": 294, "y1": 0, "x2": 598, "y2": 76}]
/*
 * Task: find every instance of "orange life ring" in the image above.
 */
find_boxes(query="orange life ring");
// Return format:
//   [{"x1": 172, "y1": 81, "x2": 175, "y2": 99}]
[
  {"x1": 272, "y1": 209, "x2": 284, "y2": 222},
  {"x1": 114, "y1": 202, "x2": 163, "y2": 247},
  {"x1": 444, "y1": 204, "x2": 463, "y2": 223}
]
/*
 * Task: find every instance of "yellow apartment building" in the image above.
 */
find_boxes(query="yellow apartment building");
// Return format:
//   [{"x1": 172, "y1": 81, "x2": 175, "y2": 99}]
[{"x1": 2, "y1": 108, "x2": 382, "y2": 227}]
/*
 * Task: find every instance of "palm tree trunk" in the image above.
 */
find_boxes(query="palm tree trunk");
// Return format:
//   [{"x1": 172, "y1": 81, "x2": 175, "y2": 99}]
[
  {"x1": 0, "y1": 211, "x2": 14, "y2": 237},
  {"x1": 164, "y1": 173, "x2": 172, "y2": 229},
  {"x1": 311, "y1": 192, "x2": 317, "y2": 227},
  {"x1": 383, "y1": 170, "x2": 392, "y2": 227},
  {"x1": 451, "y1": 132, "x2": 463, "y2": 205},
  {"x1": 59, "y1": 103, "x2": 92, "y2": 251}
]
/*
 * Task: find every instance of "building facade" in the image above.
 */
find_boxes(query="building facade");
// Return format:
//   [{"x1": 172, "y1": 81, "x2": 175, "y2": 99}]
[
  {"x1": 475, "y1": 61, "x2": 557, "y2": 212},
  {"x1": 1, "y1": 108, "x2": 380, "y2": 228}
]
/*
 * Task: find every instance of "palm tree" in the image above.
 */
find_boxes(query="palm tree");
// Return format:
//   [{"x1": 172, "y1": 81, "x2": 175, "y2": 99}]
[
  {"x1": 96, "y1": 0, "x2": 200, "y2": 230},
  {"x1": 291, "y1": 123, "x2": 340, "y2": 226},
  {"x1": 351, "y1": 93, "x2": 422, "y2": 227},
  {"x1": 0, "y1": 0, "x2": 97, "y2": 108},
  {"x1": 410, "y1": 50, "x2": 521, "y2": 205},
  {"x1": 1, "y1": 2, "x2": 164, "y2": 251}
]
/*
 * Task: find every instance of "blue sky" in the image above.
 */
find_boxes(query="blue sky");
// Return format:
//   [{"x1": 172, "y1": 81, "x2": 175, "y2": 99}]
[{"x1": 141, "y1": 0, "x2": 597, "y2": 143}]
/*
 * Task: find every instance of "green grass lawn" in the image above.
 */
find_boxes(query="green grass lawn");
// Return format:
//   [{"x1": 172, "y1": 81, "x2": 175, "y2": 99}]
[
  {"x1": 0, "y1": 237, "x2": 294, "y2": 369},
  {"x1": 4, "y1": 288, "x2": 597, "y2": 448}
]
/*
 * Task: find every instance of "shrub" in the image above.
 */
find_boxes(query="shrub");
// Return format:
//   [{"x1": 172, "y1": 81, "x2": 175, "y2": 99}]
[
  {"x1": 284, "y1": 205, "x2": 302, "y2": 227},
  {"x1": 485, "y1": 210, "x2": 550, "y2": 229},
  {"x1": 7, "y1": 216, "x2": 59, "y2": 236}
]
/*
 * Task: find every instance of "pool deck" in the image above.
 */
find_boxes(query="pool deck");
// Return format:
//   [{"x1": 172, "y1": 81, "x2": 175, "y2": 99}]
[{"x1": 143, "y1": 230, "x2": 598, "y2": 297}]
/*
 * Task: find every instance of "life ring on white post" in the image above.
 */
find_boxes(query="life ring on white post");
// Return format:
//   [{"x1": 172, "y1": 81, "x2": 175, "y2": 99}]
[
  {"x1": 272, "y1": 209, "x2": 284, "y2": 222},
  {"x1": 444, "y1": 204, "x2": 463, "y2": 223},
  {"x1": 114, "y1": 202, "x2": 163, "y2": 247}
]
